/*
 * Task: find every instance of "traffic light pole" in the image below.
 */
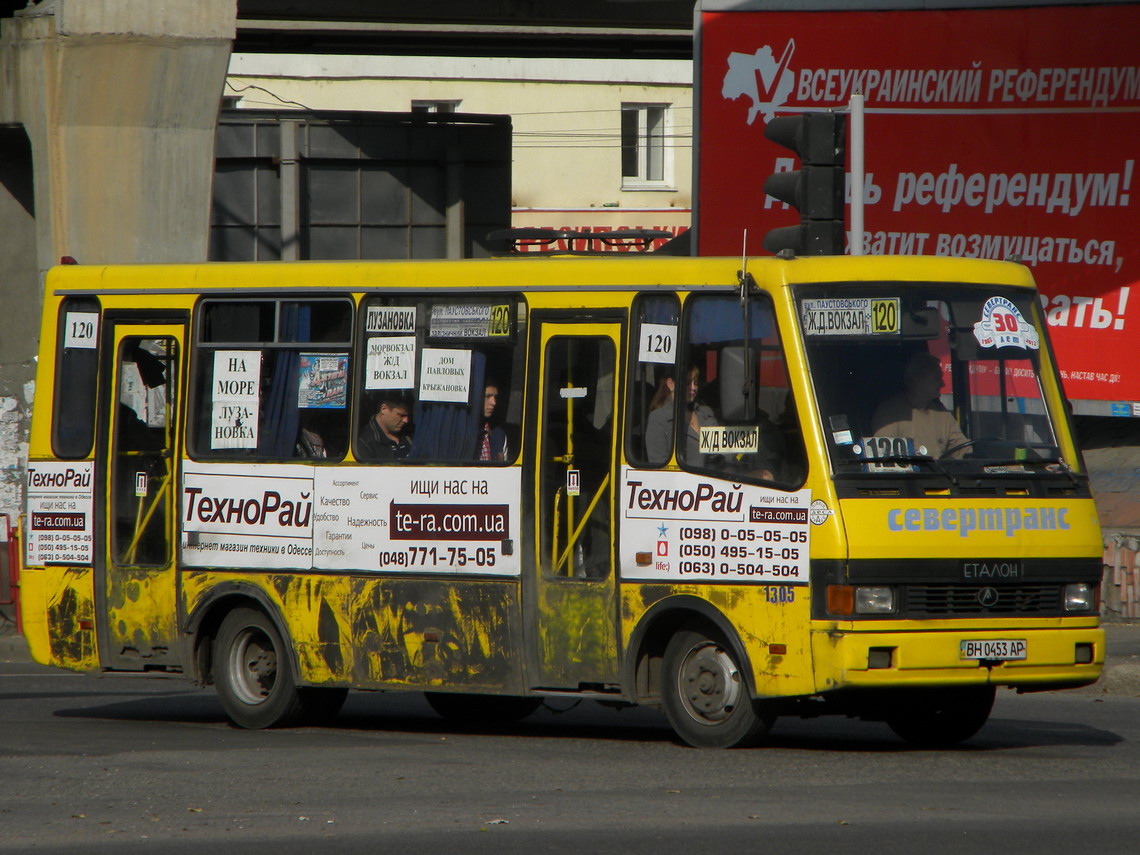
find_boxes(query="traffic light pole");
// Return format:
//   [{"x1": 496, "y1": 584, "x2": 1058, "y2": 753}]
[{"x1": 850, "y1": 94, "x2": 865, "y2": 256}]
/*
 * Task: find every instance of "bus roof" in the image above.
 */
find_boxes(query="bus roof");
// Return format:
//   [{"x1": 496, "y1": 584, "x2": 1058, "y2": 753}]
[{"x1": 43, "y1": 254, "x2": 1037, "y2": 297}]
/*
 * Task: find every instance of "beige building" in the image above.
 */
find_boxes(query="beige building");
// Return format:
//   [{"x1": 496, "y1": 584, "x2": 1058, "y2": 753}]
[{"x1": 225, "y1": 52, "x2": 693, "y2": 246}]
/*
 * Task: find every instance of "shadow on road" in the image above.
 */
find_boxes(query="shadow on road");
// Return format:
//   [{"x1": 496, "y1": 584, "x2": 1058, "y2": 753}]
[
  {"x1": 46, "y1": 687, "x2": 1124, "y2": 752},
  {"x1": 762, "y1": 712, "x2": 1122, "y2": 752}
]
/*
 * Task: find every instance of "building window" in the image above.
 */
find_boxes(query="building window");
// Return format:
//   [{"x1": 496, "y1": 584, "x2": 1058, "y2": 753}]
[
  {"x1": 411, "y1": 100, "x2": 461, "y2": 114},
  {"x1": 621, "y1": 104, "x2": 670, "y2": 188}
]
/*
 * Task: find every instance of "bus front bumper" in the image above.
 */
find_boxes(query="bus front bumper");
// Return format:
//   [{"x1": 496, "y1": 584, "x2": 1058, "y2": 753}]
[{"x1": 811, "y1": 625, "x2": 1105, "y2": 692}]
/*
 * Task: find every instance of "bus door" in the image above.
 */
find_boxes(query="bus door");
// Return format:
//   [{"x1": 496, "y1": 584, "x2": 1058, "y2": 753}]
[
  {"x1": 527, "y1": 319, "x2": 622, "y2": 689},
  {"x1": 96, "y1": 321, "x2": 184, "y2": 669}
]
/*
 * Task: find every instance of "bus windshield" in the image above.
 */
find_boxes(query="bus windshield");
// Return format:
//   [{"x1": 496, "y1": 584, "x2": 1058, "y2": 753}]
[{"x1": 796, "y1": 282, "x2": 1067, "y2": 479}]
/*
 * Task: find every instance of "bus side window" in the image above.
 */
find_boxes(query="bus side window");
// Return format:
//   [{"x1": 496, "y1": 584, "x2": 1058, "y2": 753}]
[
  {"x1": 52, "y1": 297, "x2": 101, "y2": 459},
  {"x1": 356, "y1": 295, "x2": 524, "y2": 464},
  {"x1": 626, "y1": 293, "x2": 680, "y2": 467},
  {"x1": 190, "y1": 299, "x2": 352, "y2": 461},
  {"x1": 680, "y1": 294, "x2": 807, "y2": 487}
]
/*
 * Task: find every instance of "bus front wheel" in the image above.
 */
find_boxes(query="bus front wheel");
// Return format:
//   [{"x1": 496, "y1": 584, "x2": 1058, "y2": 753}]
[
  {"x1": 885, "y1": 685, "x2": 995, "y2": 747},
  {"x1": 662, "y1": 627, "x2": 775, "y2": 748},
  {"x1": 214, "y1": 607, "x2": 307, "y2": 729}
]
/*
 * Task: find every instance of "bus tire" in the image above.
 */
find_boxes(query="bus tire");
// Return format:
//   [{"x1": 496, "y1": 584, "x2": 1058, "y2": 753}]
[
  {"x1": 886, "y1": 685, "x2": 995, "y2": 747},
  {"x1": 662, "y1": 627, "x2": 774, "y2": 748},
  {"x1": 214, "y1": 607, "x2": 306, "y2": 729},
  {"x1": 424, "y1": 692, "x2": 542, "y2": 725}
]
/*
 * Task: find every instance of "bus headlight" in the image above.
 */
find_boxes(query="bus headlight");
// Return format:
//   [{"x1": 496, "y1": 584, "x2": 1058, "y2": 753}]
[
  {"x1": 1063, "y1": 583, "x2": 1096, "y2": 612},
  {"x1": 855, "y1": 586, "x2": 896, "y2": 615},
  {"x1": 827, "y1": 585, "x2": 897, "y2": 616}
]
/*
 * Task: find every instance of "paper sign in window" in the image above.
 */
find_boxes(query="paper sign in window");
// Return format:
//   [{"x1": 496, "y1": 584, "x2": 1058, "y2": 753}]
[
  {"x1": 365, "y1": 306, "x2": 416, "y2": 334},
  {"x1": 298, "y1": 354, "x2": 348, "y2": 408},
  {"x1": 64, "y1": 312, "x2": 99, "y2": 349},
  {"x1": 639, "y1": 323, "x2": 677, "y2": 364},
  {"x1": 211, "y1": 350, "x2": 261, "y2": 449},
  {"x1": 366, "y1": 336, "x2": 416, "y2": 390},
  {"x1": 419, "y1": 348, "x2": 471, "y2": 403}
]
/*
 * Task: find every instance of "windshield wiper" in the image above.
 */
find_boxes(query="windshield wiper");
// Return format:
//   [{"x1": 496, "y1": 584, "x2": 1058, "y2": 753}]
[
  {"x1": 973, "y1": 457, "x2": 1081, "y2": 486},
  {"x1": 1051, "y1": 457, "x2": 1081, "y2": 488},
  {"x1": 845, "y1": 455, "x2": 960, "y2": 486}
]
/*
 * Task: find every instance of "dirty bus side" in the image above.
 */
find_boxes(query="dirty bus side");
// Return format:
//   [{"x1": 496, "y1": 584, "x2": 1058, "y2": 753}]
[{"x1": 19, "y1": 255, "x2": 1102, "y2": 747}]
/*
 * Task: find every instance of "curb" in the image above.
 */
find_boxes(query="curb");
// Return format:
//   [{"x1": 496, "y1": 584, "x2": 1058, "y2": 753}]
[
  {"x1": 0, "y1": 629, "x2": 30, "y2": 663},
  {"x1": 1098, "y1": 662, "x2": 1140, "y2": 696},
  {"x1": 1073, "y1": 659, "x2": 1140, "y2": 697}
]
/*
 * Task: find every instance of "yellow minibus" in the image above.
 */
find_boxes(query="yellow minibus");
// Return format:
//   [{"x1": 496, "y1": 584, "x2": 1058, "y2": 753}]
[{"x1": 18, "y1": 254, "x2": 1103, "y2": 746}]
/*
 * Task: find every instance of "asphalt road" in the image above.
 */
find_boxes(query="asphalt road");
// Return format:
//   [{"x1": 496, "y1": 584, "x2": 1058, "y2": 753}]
[{"x1": 2, "y1": 620, "x2": 1139, "y2": 854}]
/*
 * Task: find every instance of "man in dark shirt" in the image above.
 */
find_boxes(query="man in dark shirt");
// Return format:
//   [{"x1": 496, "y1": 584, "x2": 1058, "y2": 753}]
[{"x1": 358, "y1": 392, "x2": 412, "y2": 459}]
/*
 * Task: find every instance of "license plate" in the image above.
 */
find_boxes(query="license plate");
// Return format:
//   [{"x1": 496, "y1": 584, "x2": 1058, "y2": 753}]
[{"x1": 960, "y1": 639, "x2": 1027, "y2": 661}]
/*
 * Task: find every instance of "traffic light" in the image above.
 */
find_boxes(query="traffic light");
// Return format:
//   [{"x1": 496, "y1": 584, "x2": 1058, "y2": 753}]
[{"x1": 762, "y1": 112, "x2": 847, "y2": 256}]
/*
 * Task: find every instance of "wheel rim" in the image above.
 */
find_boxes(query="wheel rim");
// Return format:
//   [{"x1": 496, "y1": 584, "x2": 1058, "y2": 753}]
[
  {"x1": 227, "y1": 625, "x2": 278, "y2": 706},
  {"x1": 676, "y1": 640, "x2": 744, "y2": 725}
]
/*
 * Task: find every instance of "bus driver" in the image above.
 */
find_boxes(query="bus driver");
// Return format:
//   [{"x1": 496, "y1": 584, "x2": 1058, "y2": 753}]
[{"x1": 871, "y1": 351, "x2": 969, "y2": 459}]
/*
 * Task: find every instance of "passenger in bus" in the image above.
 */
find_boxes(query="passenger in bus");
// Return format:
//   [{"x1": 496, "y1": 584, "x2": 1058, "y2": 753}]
[
  {"x1": 294, "y1": 409, "x2": 336, "y2": 459},
  {"x1": 475, "y1": 380, "x2": 508, "y2": 461},
  {"x1": 295, "y1": 422, "x2": 327, "y2": 458},
  {"x1": 117, "y1": 402, "x2": 165, "y2": 452},
  {"x1": 358, "y1": 391, "x2": 413, "y2": 459},
  {"x1": 645, "y1": 365, "x2": 716, "y2": 464},
  {"x1": 871, "y1": 351, "x2": 969, "y2": 458}
]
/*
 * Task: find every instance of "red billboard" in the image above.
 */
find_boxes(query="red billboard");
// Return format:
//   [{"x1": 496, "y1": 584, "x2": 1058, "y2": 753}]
[{"x1": 696, "y1": 3, "x2": 1139, "y2": 407}]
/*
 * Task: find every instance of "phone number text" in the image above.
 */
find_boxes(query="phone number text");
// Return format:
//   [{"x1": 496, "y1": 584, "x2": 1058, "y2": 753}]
[{"x1": 376, "y1": 546, "x2": 498, "y2": 569}]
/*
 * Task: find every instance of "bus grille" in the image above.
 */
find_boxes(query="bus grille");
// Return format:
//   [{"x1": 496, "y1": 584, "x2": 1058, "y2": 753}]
[{"x1": 906, "y1": 584, "x2": 1063, "y2": 617}]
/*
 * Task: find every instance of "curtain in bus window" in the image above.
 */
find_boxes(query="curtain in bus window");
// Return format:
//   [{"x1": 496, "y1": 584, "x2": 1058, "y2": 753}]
[
  {"x1": 409, "y1": 350, "x2": 487, "y2": 460},
  {"x1": 688, "y1": 298, "x2": 773, "y2": 343},
  {"x1": 257, "y1": 304, "x2": 309, "y2": 457},
  {"x1": 643, "y1": 298, "x2": 678, "y2": 325}
]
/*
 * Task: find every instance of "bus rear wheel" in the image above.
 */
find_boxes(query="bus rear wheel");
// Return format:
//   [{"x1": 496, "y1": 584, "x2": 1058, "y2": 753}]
[
  {"x1": 214, "y1": 607, "x2": 308, "y2": 729},
  {"x1": 662, "y1": 627, "x2": 775, "y2": 748},
  {"x1": 886, "y1": 685, "x2": 995, "y2": 747}
]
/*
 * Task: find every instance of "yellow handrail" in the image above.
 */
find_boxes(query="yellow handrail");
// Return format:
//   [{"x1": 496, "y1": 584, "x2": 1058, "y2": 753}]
[
  {"x1": 124, "y1": 457, "x2": 170, "y2": 565},
  {"x1": 553, "y1": 473, "x2": 610, "y2": 576}
]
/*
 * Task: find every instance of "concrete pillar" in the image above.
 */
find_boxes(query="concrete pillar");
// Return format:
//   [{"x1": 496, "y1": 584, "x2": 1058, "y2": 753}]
[
  {"x1": 0, "y1": 0, "x2": 236, "y2": 522},
  {"x1": 0, "y1": 126, "x2": 37, "y2": 524}
]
